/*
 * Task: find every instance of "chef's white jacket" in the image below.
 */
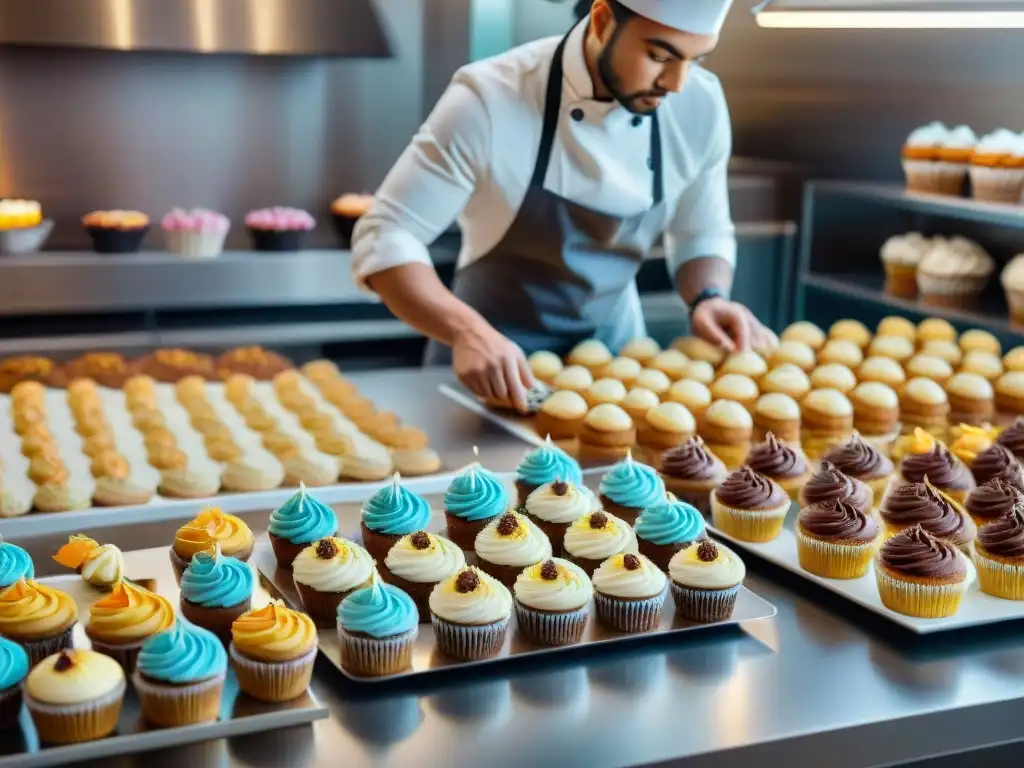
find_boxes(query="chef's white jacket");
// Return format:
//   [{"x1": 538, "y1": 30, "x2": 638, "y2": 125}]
[{"x1": 351, "y1": 19, "x2": 736, "y2": 294}]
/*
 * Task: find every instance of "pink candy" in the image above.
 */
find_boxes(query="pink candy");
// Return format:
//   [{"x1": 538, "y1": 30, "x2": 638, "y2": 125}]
[
  {"x1": 161, "y1": 208, "x2": 230, "y2": 233},
  {"x1": 245, "y1": 207, "x2": 316, "y2": 232}
]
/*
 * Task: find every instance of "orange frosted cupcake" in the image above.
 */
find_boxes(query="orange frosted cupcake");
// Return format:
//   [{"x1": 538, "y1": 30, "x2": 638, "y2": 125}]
[
  {"x1": 330, "y1": 193, "x2": 374, "y2": 247},
  {"x1": 84, "y1": 580, "x2": 174, "y2": 672},
  {"x1": 0, "y1": 580, "x2": 78, "y2": 666},
  {"x1": 82, "y1": 209, "x2": 150, "y2": 253},
  {"x1": 170, "y1": 507, "x2": 255, "y2": 582},
  {"x1": 230, "y1": 603, "x2": 318, "y2": 702}
]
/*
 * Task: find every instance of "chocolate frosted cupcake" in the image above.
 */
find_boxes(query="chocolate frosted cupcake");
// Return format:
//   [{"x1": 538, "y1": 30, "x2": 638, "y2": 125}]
[
  {"x1": 822, "y1": 434, "x2": 895, "y2": 502},
  {"x1": 523, "y1": 480, "x2": 597, "y2": 555},
  {"x1": 797, "y1": 500, "x2": 879, "y2": 579},
  {"x1": 875, "y1": 526, "x2": 968, "y2": 618},
  {"x1": 898, "y1": 443, "x2": 976, "y2": 505},
  {"x1": 880, "y1": 481, "x2": 977, "y2": 554},
  {"x1": 633, "y1": 497, "x2": 707, "y2": 571},
  {"x1": 659, "y1": 437, "x2": 728, "y2": 514},
  {"x1": 746, "y1": 432, "x2": 811, "y2": 501},
  {"x1": 598, "y1": 453, "x2": 666, "y2": 525},
  {"x1": 799, "y1": 462, "x2": 874, "y2": 515},
  {"x1": 974, "y1": 506, "x2": 1024, "y2": 600},
  {"x1": 997, "y1": 418, "x2": 1024, "y2": 461},
  {"x1": 710, "y1": 466, "x2": 791, "y2": 542},
  {"x1": 971, "y1": 444, "x2": 1024, "y2": 490},
  {"x1": 966, "y1": 478, "x2": 1024, "y2": 527}
]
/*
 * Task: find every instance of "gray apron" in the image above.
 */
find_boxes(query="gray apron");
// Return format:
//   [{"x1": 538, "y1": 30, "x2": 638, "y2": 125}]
[{"x1": 425, "y1": 25, "x2": 668, "y2": 364}]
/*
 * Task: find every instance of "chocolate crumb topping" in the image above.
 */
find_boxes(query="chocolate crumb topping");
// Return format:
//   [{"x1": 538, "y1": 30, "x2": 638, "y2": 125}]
[
  {"x1": 697, "y1": 540, "x2": 718, "y2": 562},
  {"x1": 540, "y1": 560, "x2": 559, "y2": 580},
  {"x1": 589, "y1": 511, "x2": 608, "y2": 530},
  {"x1": 410, "y1": 531, "x2": 431, "y2": 550},
  {"x1": 622, "y1": 553, "x2": 641, "y2": 570},
  {"x1": 315, "y1": 538, "x2": 338, "y2": 560},
  {"x1": 552, "y1": 479, "x2": 569, "y2": 496},
  {"x1": 53, "y1": 652, "x2": 74, "y2": 672},
  {"x1": 496, "y1": 513, "x2": 519, "y2": 536},
  {"x1": 455, "y1": 569, "x2": 480, "y2": 593}
]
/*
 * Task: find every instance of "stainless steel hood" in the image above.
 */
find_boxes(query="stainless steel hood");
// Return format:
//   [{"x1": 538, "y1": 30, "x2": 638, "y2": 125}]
[{"x1": 0, "y1": 0, "x2": 392, "y2": 56}]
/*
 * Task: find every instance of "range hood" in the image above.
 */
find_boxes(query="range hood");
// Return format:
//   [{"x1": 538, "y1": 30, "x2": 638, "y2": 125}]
[{"x1": 0, "y1": 0, "x2": 392, "y2": 56}]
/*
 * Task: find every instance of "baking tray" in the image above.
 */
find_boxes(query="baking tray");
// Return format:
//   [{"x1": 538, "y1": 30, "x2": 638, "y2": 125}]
[
  {"x1": 253, "y1": 533, "x2": 777, "y2": 683},
  {"x1": 0, "y1": 548, "x2": 328, "y2": 768}
]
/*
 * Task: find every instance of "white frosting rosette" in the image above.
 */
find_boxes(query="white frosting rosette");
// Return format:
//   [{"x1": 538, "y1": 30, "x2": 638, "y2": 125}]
[
  {"x1": 429, "y1": 567, "x2": 512, "y2": 624},
  {"x1": 592, "y1": 554, "x2": 666, "y2": 599},
  {"x1": 385, "y1": 533, "x2": 465, "y2": 584},
  {"x1": 562, "y1": 512, "x2": 637, "y2": 561},
  {"x1": 474, "y1": 511, "x2": 552, "y2": 567},
  {"x1": 292, "y1": 537, "x2": 375, "y2": 593},
  {"x1": 514, "y1": 558, "x2": 592, "y2": 611},
  {"x1": 525, "y1": 482, "x2": 597, "y2": 524}
]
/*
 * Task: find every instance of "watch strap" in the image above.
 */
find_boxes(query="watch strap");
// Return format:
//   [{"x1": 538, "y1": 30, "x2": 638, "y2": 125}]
[{"x1": 687, "y1": 287, "x2": 726, "y2": 316}]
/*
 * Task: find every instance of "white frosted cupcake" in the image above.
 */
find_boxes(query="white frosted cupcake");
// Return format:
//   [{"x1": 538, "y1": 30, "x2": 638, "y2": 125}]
[
  {"x1": 668, "y1": 539, "x2": 746, "y2": 622},
  {"x1": 970, "y1": 129, "x2": 1024, "y2": 203},
  {"x1": 429, "y1": 567, "x2": 512, "y2": 660},
  {"x1": 562, "y1": 510, "x2": 638, "y2": 577},
  {"x1": 901, "y1": 121, "x2": 958, "y2": 194},
  {"x1": 513, "y1": 558, "x2": 592, "y2": 646},
  {"x1": 382, "y1": 531, "x2": 466, "y2": 619},
  {"x1": 591, "y1": 553, "x2": 667, "y2": 633},
  {"x1": 1001, "y1": 253, "x2": 1024, "y2": 326},
  {"x1": 917, "y1": 238, "x2": 995, "y2": 309},
  {"x1": 523, "y1": 479, "x2": 598, "y2": 555},
  {"x1": 292, "y1": 537, "x2": 375, "y2": 627},
  {"x1": 473, "y1": 511, "x2": 552, "y2": 589},
  {"x1": 880, "y1": 232, "x2": 931, "y2": 299}
]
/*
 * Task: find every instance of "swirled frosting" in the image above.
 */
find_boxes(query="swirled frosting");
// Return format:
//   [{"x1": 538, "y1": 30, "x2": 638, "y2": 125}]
[
  {"x1": 799, "y1": 500, "x2": 878, "y2": 542},
  {"x1": 137, "y1": 620, "x2": 227, "y2": 683},
  {"x1": 269, "y1": 484, "x2": 338, "y2": 544},
  {"x1": 823, "y1": 435, "x2": 894, "y2": 480},
  {"x1": 25, "y1": 650, "x2": 124, "y2": 705},
  {"x1": 971, "y1": 444, "x2": 1023, "y2": 489},
  {"x1": 634, "y1": 499, "x2": 706, "y2": 546},
  {"x1": 429, "y1": 567, "x2": 512, "y2": 624},
  {"x1": 444, "y1": 463, "x2": 510, "y2": 522},
  {"x1": 525, "y1": 481, "x2": 597, "y2": 524},
  {"x1": 292, "y1": 537, "x2": 374, "y2": 593},
  {"x1": 669, "y1": 539, "x2": 746, "y2": 589},
  {"x1": 87, "y1": 580, "x2": 175, "y2": 644},
  {"x1": 475, "y1": 511, "x2": 552, "y2": 566},
  {"x1": 0, "y1": 580, "x2": 78, "y2": 640},
  {"x1": 514, "y1": 558, "x2": 592, "y2": 611},
  {"x1": 599, "y1": 454, "x2": 665, "y2": 509},
  {"x1": 385, "y1": 532, "x2": 465, "y2": 583},
  {"x1": 882, "y1": 482, "x2": 975, "y2": 546},
  {"x1": 176, "y1": 507, "x2": 254, "y2": 558},
  {"x1": 0, "y1": 635, "x2": 29, "y2": 690},
  {"x1": 516, "y1": 442, "x2": 583, "y2": 487},
  {"x1": 362, "y1": 476, "x2": 431, "y2": 535},
  {"x1": 592, "y1": 553, "x2": 666, "y2": 599},
  {"x1": 967, "y1": 478, "x2": 1024, "y2": 522},
  {"x1": 563, "y1": 512, "x2": 638, "y2": 560},
  {"x1": 716, "y1": 467, "x2": 788, "y2": 509},
  {"x1": 746, "y1": 433, "x2": 808, "y2": 479},
  {"x1": 0, "y1": 539, "x2": 34, "y2": 587},
  {"x1": 800, "y1": 463, "x2": 873, "y2": 512},
  {"x1": 978, "y1": 507, "x2": 1024, "y2": 559},
  {"x1": 231, "y1": 603, "x2": 318, "y2": 662},
  {"x1": 997, "y1": 418, "x2": 1024, "y2": 459},
  {"x1": 338, "y1": 581, "x2": 419, "y2": 638},
  {"x1": 661, "y1": 437, "x2": 726, "y2": 481},
  {"x1": 878, "y1": 526, "x2": 966, "y2": 580},
  {"x1": 900, "y1": 445, "x2": 973, "y2": 489},
  {"x1": 180, "y1": 548, "x2": 255, "y2": 608}
]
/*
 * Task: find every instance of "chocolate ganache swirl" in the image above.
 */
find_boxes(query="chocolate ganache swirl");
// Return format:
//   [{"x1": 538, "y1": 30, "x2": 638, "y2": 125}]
[
  {"x1": 662, "y1": 437, "x2": 724, "y2": 481},
  {"x1": 747, "y1": 433, "x2": 808, "y2": 479},
  {"x1": 799, "y1": 500, "x2": 878, "y2": 543},
  {"x1": 978, "y1": 506, "x2": 1024, "y2": 559},
  {"x1": 900, "y1": 444, "x2": 972, "y2": 489},
  {"x1": 997, "y1": 418, "x2": 1024, "y2": 461},
  {"x1": 715, "y1": 466, "x2": 788, "y2": 509},
  {"x1": 970, "y1": 444, "x2": 1024, "y2": 490},
  {"x1": 823, "y1": 435, "x2": 893, "y2": 480},
  {"x1": 967, "y1": 478, "x2": 1024, "y2": 522},
  {"x1": 800, "y1": 462, "x2": 872, "y2": 512},
  {"x1": 879, "y1": 526, "x2": 965, "y2": 580},
  {"x1": 881, "y1": 482, "x2": 975, "y2": 545}
]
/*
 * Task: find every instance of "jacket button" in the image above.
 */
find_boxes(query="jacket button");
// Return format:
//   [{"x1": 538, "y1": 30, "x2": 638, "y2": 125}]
[
  {"x1": 632, "y1": 115, "x2": 643, "y2": 127},
  {"x1": 571, "y1": 108, "x2": 584, "y2": 122}
]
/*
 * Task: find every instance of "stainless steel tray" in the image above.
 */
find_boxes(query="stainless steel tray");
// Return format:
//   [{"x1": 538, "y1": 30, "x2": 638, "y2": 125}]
[
  {"x1": 253, "y1": 535, "x2": 777, "y2": 683},
  {"x1": 1, "y1": 548, "x2": 328, "y2": 768}
]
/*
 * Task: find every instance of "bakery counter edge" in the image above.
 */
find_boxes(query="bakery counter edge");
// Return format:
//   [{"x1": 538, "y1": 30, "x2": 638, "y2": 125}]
[{"x1": 16, "y1": 367, "x2": 1024, "y2": 768}]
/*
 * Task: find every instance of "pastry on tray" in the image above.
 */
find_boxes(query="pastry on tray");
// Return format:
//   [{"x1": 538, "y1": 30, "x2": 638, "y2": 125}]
[
  {"x1": 796, "y1": 500, "x2": 879, "y2": 580},
  {"x1": 443, "y1": 461, "x2": 510, "y2": 551},
  {"x1": 515, "y1": 438, "x2": 582, "y2": 497},
  {"x1": 896, "y1": 440, "x2": 975, "y2": 505},
  {"x1": 879, "y1": 480, "x2": 977, "y2": 554},
  {"x1": 619, "y1": 336, "x2": 661, "y2": 366},
  {"x1": 668, "y1": 539, "x2": 745, "y2": 622},
  {"x1": 799, "y1": 461, "x2": 874, "y2": 517},
  {"x1": 562, "y1": 511, "x2": 638, "y2": 577},
  {"x1": 0, "y1": 579, "x2": 78, "y2": 666},
  {"x1": 710, "y1": 373, "x2": 759, "y2": 412},
  {"x1": 536, "y1": 390, "x2": 589, "y2": 440},
  {"x1": 292, "y1": 536, "x2": 374, "y2": 628},
  {"x1": 337, "y1": 579, "x2": 419, "y2": 676},
  {"x1": 268, "y1": 484, "x2": 339, "y2": 570},
  {"x1": 0, "y1": 355, "x2": 65, "y2": 393},
  {"x1": 753, "y1": 393, "x2": 801, "y2": 444},
  {"x1": 974, "y1": 508, "x2": 1024, "y2": 600},
  {"x1": 428, "y1": 567, "x2": 512, "y2": 661},
  {"x1": 215, "y1": 346, "x2": 294, "y2": 380},
  {"x1": 659, "y1": 437, "x2": 728, "y2": 514},
  {"x1": 522, "y1": 479, "x2": 596, "y2": 556},
  {"x1": 602, "y1": 357, "x2": 642, "y2": 388},
  {"x1": 634, "y1": 496, "x2": 706, "y2": 572},
  {"x1": 527, "y1": 350, "x2": 563, "y2": 385},
  {"x1": 698, "y1": 399, "x2": 752, "y2": 470},
  {"x1": 52, "y1": 535, "x2": 124, "y2": 589},
  {"x1": 230, "y1": 603, "x2": 318, "y2": 701},
  {"x1": 381, "y1": 531, "x2": 465, "y2": 620},
  {"x1": 969, "y1": 128, "x2": 1024, "y2": 204},
  {"x1": 513, "y1": 558, "x2": 592, "y2": 646},
  {"x1": 359, "y1": 475, "x2": 432, "y2": 565},
  {"x1": 598, "y1": 452, "x2": 666, "y2": 525},
  {"x1": 710, "y1": 466, "x2": 790, "y2": 543},
  {"x1": 473, "y1": 511, "x2": 552, "y2": 590},
  {"x1": 875, "y1": 526, "x2": 968, "y2": 619},
  {"x1": 567, "y1": 339, "x2": 612, "y2": 375},
  {"x1": 135, "y1": 348, "x2": 217, "y2": 382},
  {"x1": 591, "y1": 553, "x2": 667, "y2": 633},
  {"x1": 61, "y1": 352, "x2": 133, "y2": 389},
  {"x1": 180, "y1": 545, "x2": 256, "y2": 642},
  {"x1": 746, "y1": 432, "x2": 811, "y2": 501},
  {"x1": 666, "y1": 379, "x2": 712, "y2": 423},
  {"x1": 24, "y1": 650, "x2": 126, "y2": 743},
  {"x1": 84, "y1": 580, "x2": 175, "y2": 673}
]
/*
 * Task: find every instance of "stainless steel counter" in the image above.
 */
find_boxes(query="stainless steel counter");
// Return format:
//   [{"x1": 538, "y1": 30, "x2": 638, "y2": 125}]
[{"x1": 25, "y1": 368, "x2": 1024, "y2": 768}]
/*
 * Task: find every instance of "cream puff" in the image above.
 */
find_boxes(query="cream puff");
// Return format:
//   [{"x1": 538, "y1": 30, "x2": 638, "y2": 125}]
[
  {"x1": 649, "y1": 349, "x2": 690, "y2": 381},
  {"x1": 921, "y1": 339, "x2": 963, "y2": 367},
  {"x1": 857, "y1": 356, "x2": 907, "y2": 389},
  {"x1": 917, "y1": 317, "x2": 958, "y2": 345},
  {"x1": 905, "y1": 354, "x2": 954, "y2": 384},
  {"x1": 620, "y1": 387, "x2": 660, "y2": 425},
  {"x1": 753, "y1": 392, "x2": 801, "y2": 444},
  {"x1": 900, "y1": 377, "x2": 951, "y2": 437},
  {"x1": 552, "y1": 365, "x2": 594, "y2": 396},
  {"x1": 567, "y1": 340, "x2": 612, "y2": 375},
  {"x1": 710, "y1": 374, "x2": 759, "y2": 412},
  {"x1": 995, "y1": 371, "x2": 1024, "y2": 419},
  {"x1": 781, "y1": 321, "x2": 826, "y2": 351},
  {"x1": 945, "y1": 372, "x2": 995, "y2": 427},
  {"x1": 829, "y1": 319, "x2": 873, "y2": 350},
  {"x1": 769, "y1": 340, "x2": 816, "y2": 373},
  {"x1": 636, "y1": 402, "x2": 697, "y2": 469},
  {"x1": 867, "y1": 335, "x2": 915, "y2": 364},
  {"x1": 672, "y1": 337, "x2": 726, "y2": 367},
  {"x1": 634, "y1": 368, "x2": 671, "y2": 399},
  {"x1": 536, "y1": 390, "x2": 589, "y2": 440},
  {"x1": 578, "y1": 403, "x2": 636, "y2": 463},
  {"x1": 809, "y1": 364, "x2": 857, "y2": 394},
  {"x1": 619, "y1": 337, "x2": 661, "y2": 366},
  {"x1": 801, "y1": 388, "x2": 855, "y2": 459},
  {"x1": 528, "y1": 351, "x2": 563, "y2": 385},
  {"x1": 586, "y1": 378, "x2": 627, "y2": 408},
  {"x1": 817, "y1": 339, "x2": 864, "y2": 369},
  {"x1": 876, "y1": 316, "x2": 917, "y2": 342},
  {"x1": 698, "y1": 399, "x2": 753, "y2": 470},
  {"x1": 960, "y1": 329, "x2": 1001, "y2": 356},
  {"x1": 961, "y1": 351, "x2": 1004, "y2": 382},
  {"x1": 760, "y1": 364, "x2": 812, "y2": 401},
  {"x1": 665, "y1": 379, "x2": 712, "y2": 423},
  {"x1": 601, "y1": 357, "x2": 642, "y2": 388},
  {"x1": 679, "y1": 360, "x2": 716, "y2": 385},
  {"x1": 1004, "y1": 346, "x2": 1024, "y2": 372},
  {"x1": 719, "y1": 351, "x2": 768, "y2": 379}
]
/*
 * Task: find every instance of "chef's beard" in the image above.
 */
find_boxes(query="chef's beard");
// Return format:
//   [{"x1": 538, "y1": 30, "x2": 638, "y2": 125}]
[{"x1": 597, "y1": 34, "x2": 666, "y2": 115}]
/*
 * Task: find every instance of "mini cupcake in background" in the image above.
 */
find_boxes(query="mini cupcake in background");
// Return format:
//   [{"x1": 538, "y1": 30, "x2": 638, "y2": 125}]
[
  {"x1": 330, "y1": 193, "x2": 374, "y2": 248},
  {"x1": 901, "y1": 121, "x2": 953, "y2": 194},
  {"x1": 970, "y1": 129, "x2": 1024, "y2": 204},
  {"x1": 934, "y1": 125, "x2": 978, "y2": 195},
  {"x1": 82, "y1": 209, "x2": 150, "y2": 253},
  {"x1": 916, "y1": 237, "x2": 994, "y2": 309},
  {"x1": 162, "y1": 208, "x2": 230, "y2": 259},
  {"x1": 337, "y1": 578, "x2": 419, "y2": 677},
  {"x1": 879, "y1": 232, "x2": 930, "y2": 299},
  {"x1": 246, "y1": 206, "x2": 315, "y2": 252},
  {"x1": 875, "y1": 525, "x2": 968, "y2": 618},
  {"x1": 0, "y1": 199, "x2": 53, "y2": 253},
  {"x1": 1001, "y1": 253, "x2": 1024, "y2": 326}
]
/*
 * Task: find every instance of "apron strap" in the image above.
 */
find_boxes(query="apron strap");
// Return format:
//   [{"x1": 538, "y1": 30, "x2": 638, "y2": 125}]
[{"x1": 530, "y1": 24, "x2": 663, "y2": 205}]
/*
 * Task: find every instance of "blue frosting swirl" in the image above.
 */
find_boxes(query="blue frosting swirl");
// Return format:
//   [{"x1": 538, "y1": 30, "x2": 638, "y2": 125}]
[
  {"x1": 0, "y1": 635, "x2": 29, "y2": 690},
  {"x1": 635, "y1": 499, "x2": 706, "y2": 546},
  {"x1": 516, "y1": 443, "x2": 583, "y2": 487},
  {"x1": 137, "y1": 619, "x2": 227, "y2": 684},
  {"x1": 180, "y1": 549, "x2": 254, "y2": 608},
  {"x1": 444, "y1": 464, "x2": 510, "y2": 522},
  {"x1": 269, "y1": 485, "x2": 338, "y2": 544},
  {"x1": 599, "y1": 456, "x2": 665, "y2": 509},
  {"x1": 361, "y1": 479, "x2": 431, "y2": 535},
  {"x1": 338, "y1": 581, "x2": 418, "y2": 638},
  {"x1": 0, "y1": 541, "x2": 34, "y2": 588}
]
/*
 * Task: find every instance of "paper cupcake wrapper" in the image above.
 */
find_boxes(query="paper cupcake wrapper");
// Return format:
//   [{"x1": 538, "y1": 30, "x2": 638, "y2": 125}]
[
  {"x1": 969, "y1": 165, "x2": 1024, "y2": 203},
  {"x1": 0, "y1": 684, "x2": 24, "y2": 730},
  {"x1": 974, "y1": 550, "x2": 1024, "y2": 601},
  {"x1": 89, "y1": 637, "x2": 146, "y2": 674},
  {"x1": 25, "y1": 678, "x2": 125, "y2": 744},
  {"x1": 336, "y1": 626, "x2": 418, "y2": 677},
  {"x1": 874, "y1": 563, "x2": 967, "y2": 618},
  {"x1": 902, "y1": 159, "x2": 966, "y2": 195},
  {"x1": 21, "y1": 625, "x2": 75, "y2": 668},
  {"x1": 514, "y1": 603, "x2": 589, "y2": 646},
  {"x1": 132, "y1": 670, "x2": 225, "y2": 727},
  {"x1": 229, "y1": 642, "x2": 317, "y2": 703},
  {"x1": 669, "y1": 582, "x2": 739, "y2": 623},
  {"x1": 796, "y1": 529, "x2": 876, "y2": 580},
  {"x1": 710, "y1": 494, "x2": 788, "y2": 543},
  {"x1": 165, "y1": 229, "x2": 227, "y2": 259},
  {"x1": 917, "y1": 271, "x2": 990, "y2": 301},
  {"x1": 594, "y1": 590, "x2": 666, "y2": 633},
  {"x1": 431, "y1": 615, "x2": 509, "y2": 660}
]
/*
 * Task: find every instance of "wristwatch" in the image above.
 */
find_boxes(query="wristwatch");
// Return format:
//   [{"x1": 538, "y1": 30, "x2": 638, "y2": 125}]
[{"x1": 686, "y1": 287, "x2": 727, "y2": 316}]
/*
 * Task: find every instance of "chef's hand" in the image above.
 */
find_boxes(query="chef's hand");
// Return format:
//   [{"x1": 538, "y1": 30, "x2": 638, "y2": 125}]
[
  {"x1": 690, "y1": 297, "x2": 776, "y2": 353},
  {"x1": 452, "y1": 322, "x2": 536, "y2": 413}
]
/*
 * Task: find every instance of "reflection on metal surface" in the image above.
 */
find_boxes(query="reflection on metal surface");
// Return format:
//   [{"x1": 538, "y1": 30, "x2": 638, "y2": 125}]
[
  {"x1": 754, "y1": 0, "x2": 1024, "y2": 28},
  {"x1": 337, "y1": 695, "x2": 424, "y2": 747},
  {"x1": 0, "y1": 0, "x2": 391, "y2": 56},
  {"x1": 429, "y1": 681, "x2": 514, "y2": 731}
]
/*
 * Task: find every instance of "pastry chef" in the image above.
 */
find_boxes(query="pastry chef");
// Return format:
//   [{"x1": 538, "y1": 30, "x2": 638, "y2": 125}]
[{"x1": 351, "y1": 0, "x2": 773, "y2": 411}]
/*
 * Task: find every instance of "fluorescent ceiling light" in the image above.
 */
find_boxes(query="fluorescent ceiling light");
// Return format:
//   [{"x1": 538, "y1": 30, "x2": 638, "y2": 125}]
[{"x1": 753, "y1": 0, "x2": 1024, "y2": 28}]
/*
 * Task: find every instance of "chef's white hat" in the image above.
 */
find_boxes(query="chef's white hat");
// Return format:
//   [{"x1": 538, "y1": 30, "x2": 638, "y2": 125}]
[{"x1": 616, "y1": 0, "x2": 735, "y2": 35}]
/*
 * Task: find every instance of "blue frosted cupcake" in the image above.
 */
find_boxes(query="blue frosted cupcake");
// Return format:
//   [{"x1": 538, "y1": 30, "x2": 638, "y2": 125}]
[
  {"x1": 444, "y1": 463, "x2": 511, "y2": 550},
  {"x1": 515, "y1": 439, "x2": 583, "y2": 501},
  {"x1": 268, "y1": 482, "x2": 338, "y2": 570},
  {"x1": 360, "y1": 474, "x2": 432, "y2": 563},
  {"x1": 599, "y1": 453, "x2": 666, "y2": 525},
  {"x1": 0, "y1": 636, "x2": 29, "y2": 729},
  {"x1": 0, "y1": 537, "x2": 34, "y2": 589},
  {"x1": 133, "y1": 620, "x2": 228, "y2": 726},
  {"x1": 337, "y1": 579, "x2": 419, "y2": 677},
  {"x1": 634, "y1": 497, "x2": 706, "y2": 571},
  {"x1": 179, "y1": 546, "x2": 255, "y2": 644}
]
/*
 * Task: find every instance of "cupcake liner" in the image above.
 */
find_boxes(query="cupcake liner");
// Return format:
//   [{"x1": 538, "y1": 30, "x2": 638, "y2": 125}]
[
  {"x1": 594, "y1": 590, "x2": 666, "y2": 633},
  {"x1": 431, "y1": 615, "x2": 509, "y2": 660},
  {"x1": 25, "y1": 678, "x2": 125, "y2": 744},
  {"x1": 88, "y1": 637, "x2": 146, "y2": 674},
  {"x1": 974, "y1": 549, "x2": 1024, "y2": 601},
  {"x1": 331, "y1": 212, "x2": 359, "y2": 249},
  {"x1": 132, "y1": 670, "x2": 225, "y2": 727},
  {"x1": 336, "y1": 626, "x2": 417, "y2": 676},
  {"x1": 884, "y1": 262, "x2": 919, "y2": 299},
  {"x1": 20, "y1": 626, "x2": 75, "y2": 668},
  {"x1": 86, "y1": 226, "x2": 148, "y2": 254},
  {"x1": 902, "y1": 159, "x2": 949, "y2": 195},
  {"x1": 165, "y1": 229, "x2": 227, "y2": 259},
  {"x1": 248, "y1": 228, "x2": 308, "y2": 252},
  {"x1": 293, "y1": 581, "x2": 354, "y2": 629},
  {"x1": 917, "y1": 271, "x2": 990, "y2": 307},
  {"x1": 0, "y1": 684, "x2": 24, "y2": 730},
  {"x1": 669, "y1": 582, "x2": 740, "y2": 623},
  {"x1": 874, "y1": 563, "x2": 967, "y2": 618},
  {"x1": 229, "y1": 642, "x2": 317, "y2": 703},
  {"x1": 969, "y1": 165, "x2": 1024, "y2": 204},
  {"x1": 796, "y1": 529, "x2": 876, "y2": 579},
  {"x1": 710, "y1": 494, "x2": 789, "y2": 543},
  {"x1": 180, "y1": 598, "x2": 252, "y2": 644},
  {"x1": 1005, "y1": 288, "x2": 1024, "y2": 327},
  {"x1": 514, "y1": 603, "x2": 589, "y2": 646}
]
